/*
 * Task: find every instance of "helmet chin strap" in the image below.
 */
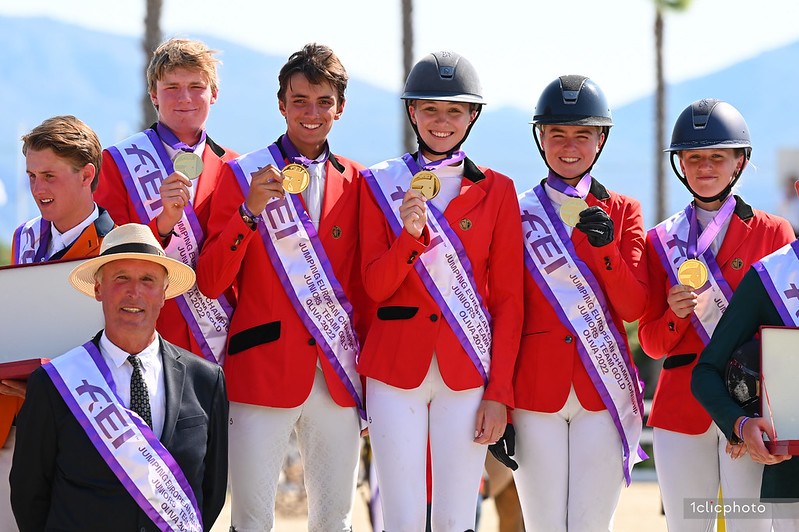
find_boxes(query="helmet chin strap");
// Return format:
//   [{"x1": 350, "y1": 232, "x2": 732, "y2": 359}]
[
  {"x1": 670, "y1": 152, "x2": 746, "y2": 203},
  {"x1": 405, "y1": 104, "x2": 483, "y2": 157},
  {"x1": 532, "y1": 125, "x2": 610, "y2": 180}
]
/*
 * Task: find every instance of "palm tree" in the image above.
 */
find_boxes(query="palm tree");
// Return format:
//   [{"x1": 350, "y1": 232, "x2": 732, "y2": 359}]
[
  {"x1": 654, "y1": 0, "x2": 691, "y2": 222},
  {"x1": 401, "y1": 0, "x2": 415, "y2": 153},
  {"x1": 141, "y1": 0, "x2": 162, "y2": 129}
]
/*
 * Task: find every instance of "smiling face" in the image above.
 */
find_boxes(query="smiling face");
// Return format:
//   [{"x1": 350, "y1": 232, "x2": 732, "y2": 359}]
[
  {"x1": 279, "y1": 73, "x2": 343, "y2": 160},
  {"x1": 679, "y1": 148, "x2": 744, "y2": 208},
  {"x1": 539, "y1": 125, "x2": 604, "y2": 182},
  {"x1": 95, "y1": 259, "x2": 167, "y2": 352},
  {"x1": 26, "y1": 147, "x2": 95, "y2": 233},
  {"x1": 408, "y1": 100, "x2": 476, "y2": 161},
  {"x1": 150, "y1": 67, "x2": 217, "y2": 145}
]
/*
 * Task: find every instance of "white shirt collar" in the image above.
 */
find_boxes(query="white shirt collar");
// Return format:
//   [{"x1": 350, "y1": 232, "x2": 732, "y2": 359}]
[
  {"x1": 99, "y1": 331, "x2": 160, "y2": 369},
  {"x1": 49, "y1": 203, "x2": 99, "y2": 256}
]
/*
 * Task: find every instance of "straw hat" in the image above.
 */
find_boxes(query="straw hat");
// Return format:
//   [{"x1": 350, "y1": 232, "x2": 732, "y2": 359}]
[{"x1": 69, "y1": 223, "x2": 196, "y2": 299}]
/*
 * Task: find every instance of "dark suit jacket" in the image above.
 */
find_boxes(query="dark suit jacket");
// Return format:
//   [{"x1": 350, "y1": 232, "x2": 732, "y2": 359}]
[{"x1": 10, "y1": 333, "x2": 229, "y2": 531}]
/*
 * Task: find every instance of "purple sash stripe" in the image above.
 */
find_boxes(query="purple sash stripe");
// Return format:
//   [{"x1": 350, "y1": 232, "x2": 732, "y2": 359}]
[
  {"x1": 85, "y1": 341, "x2": 203, "y2": 530},
  {"x1": 86, "y1": 341, "x2": 204, "y2": 529},
  {"x1": 109, "y1": 144, "x2": 150, "y2": 223},
  {"x1": 44, "y1": 342, "x2": 202, "y2": 531},
  {"x1": 754, "y1": 242, "x2": 799, "y2": 327},
  {"x1": 110, "y1": 130, "x2": 232, "y2": 364},
  {"x1": 229, "y1": 153, "x2": 365, "y2": 418},
  {"x1": 401, "y1": 154, "x2": 492, "y2": 380},
  {"x1": 364, "y1": 157, "x2": 491, "y2": 383},
  {"x1": 531, "y1": 186, "x2": 643, "y2": 483},
  {"x1": 362, "y1": 169, "x2": 405, "y2": 237},
  {"x1": 649, "y1": 214, "x2": 735, "y2": 346},
  {"x1": 11, "y1": 224, "x2": 23, "y2": 263}
]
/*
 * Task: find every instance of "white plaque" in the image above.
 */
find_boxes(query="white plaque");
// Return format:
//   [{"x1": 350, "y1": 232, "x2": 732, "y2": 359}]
[
  {"x1": 761, "y1": 326, "x2": 799, "y2": 454},
  {"x1": 0, "y1": 259, "x2": 104, "y2": 363}
]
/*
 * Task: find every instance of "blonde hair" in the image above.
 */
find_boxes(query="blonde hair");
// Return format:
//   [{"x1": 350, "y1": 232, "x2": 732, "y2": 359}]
[{"x1": 147, "y1": 38, "x2": 221, "y2": 95}]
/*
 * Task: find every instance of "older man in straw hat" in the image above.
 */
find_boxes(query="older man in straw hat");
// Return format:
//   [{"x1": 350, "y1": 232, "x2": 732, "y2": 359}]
[{"x1": 10, "y1": 223, "x2": 228, "y2": 532}]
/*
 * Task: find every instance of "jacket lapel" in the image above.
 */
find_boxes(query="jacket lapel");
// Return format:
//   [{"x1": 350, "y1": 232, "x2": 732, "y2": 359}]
[
  {"x1": 159, "y1": 338, "x2": 186, "y2": 445},
  {"x1": 319, "y1": 155, "x2": 348, "y2": 230},
  {"x1": 193, "y1": 145, "x2": 224, "y2": 217},
  {"x1": 715, "y1": 196, "x2": 754, "y2": 269},
  {"x1": 443, "y1": 158, "x2": 486, "y2": 222}
]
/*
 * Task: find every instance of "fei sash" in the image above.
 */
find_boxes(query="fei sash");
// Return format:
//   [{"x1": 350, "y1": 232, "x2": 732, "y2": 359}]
[
  {"x1": 754, "y1": 240, "x2": 799, "y2": 327},
  {"x1": 362, "y1": 154, "x2": 492, "y2": 383},
  {"x1": 519, "y1": 185, "x2": 645, "y2": 484},
  {"x1": 12, "y1": 216, "x2": 50, "y2": 264},
  {"x1": 107, "y1": 130, "x2": 232, "y2": 364},
  {"x1": 649, "y1": 202, "x2": 735, "y2": 344},
  {"x1": 228, "y1": 144, "x2": 364, "y2": 418},
  {"x1": 45, "y1": 341, "x2": 202, "y2": 532}
]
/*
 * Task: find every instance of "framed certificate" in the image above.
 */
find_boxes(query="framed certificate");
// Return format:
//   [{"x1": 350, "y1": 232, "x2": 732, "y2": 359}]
[
  {"x1": 761, "y1": 326, "x2": 799, "y2": 455},
  {"x1": 0, "y1": 259, "x2": 104, "y2": 364}
]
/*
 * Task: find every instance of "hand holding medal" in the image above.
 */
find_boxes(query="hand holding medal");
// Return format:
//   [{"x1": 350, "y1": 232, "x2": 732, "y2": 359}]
[
  {"x1": 399, "y1": 188, "x2": 427, "y2": 238},
  {"x1": 156, "y1": 171, "x2": 193, "y2": 238},
  {"x1": 246, "y1": 164, "x2": 285, "y2": 215}
]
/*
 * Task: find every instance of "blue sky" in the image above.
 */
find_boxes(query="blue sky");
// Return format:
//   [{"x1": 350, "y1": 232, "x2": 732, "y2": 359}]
[{"x1": 2, "y1": 0, "x2": 799, "y2": 110}]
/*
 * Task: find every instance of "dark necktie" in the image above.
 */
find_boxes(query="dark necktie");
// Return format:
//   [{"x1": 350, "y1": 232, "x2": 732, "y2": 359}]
[{"x1": 127, "y1": 355, "x2": 152, "y2": 427}]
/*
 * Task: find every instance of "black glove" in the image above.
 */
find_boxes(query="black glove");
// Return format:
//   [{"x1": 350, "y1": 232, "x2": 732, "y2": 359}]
[
  {"x1": 488, "y1": 424, "x2": 518, "y2": 471},
  {"x1": 575, "y1": 206, "x2": 614, "y2": 247}
]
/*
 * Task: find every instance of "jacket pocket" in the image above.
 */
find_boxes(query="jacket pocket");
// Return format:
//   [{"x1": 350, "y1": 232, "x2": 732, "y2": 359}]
[
  {"x1": 377, "y1": 306, "x2": 419, "y2": 320},
  {"x1": 663, "y1": 353, "x2": 696, "y2": 370},
  {"x1": 228, "y1": 321, "x2": 281, "y2": 355},
  {"x1": 175, "y1": 414, "x2": 208, "y2": 430}
]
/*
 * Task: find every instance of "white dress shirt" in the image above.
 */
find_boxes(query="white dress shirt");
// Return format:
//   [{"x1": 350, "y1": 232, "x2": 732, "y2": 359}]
[
  {"x1": 47, "y1": 203, "x2": 99, "y2": 258},
  {"x1": 99, "y1": 332, "x2": 166, "y2": 439}
]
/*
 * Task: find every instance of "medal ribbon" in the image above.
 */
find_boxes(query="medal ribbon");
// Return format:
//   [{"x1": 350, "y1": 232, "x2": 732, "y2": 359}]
[
  {"x1": 686, "y1": 195, "x2": 737, "y2": 260},
  {"x1": 418, "y1": 150, "x2": 466, "y2": 172},
  {"x1": 155, "y1": 123, "x2": 206, "y2": 153},
  {"x1": 279, "y1": 135, "x2": 330, "y2": 167},
  {"x1": 649, "y1": 204, "x2": 735, "y2": 345},
  {"x1": 545, "y1": 170, "x2": 592, "y2": 199},
  {"x1": 107, "y1": 130, "x2": 233, "y2": 364},
  {"x1": 518, "y1": 185, "x2": 645, "y2": 484},
  {"x1": 45, "y1": 342, "x2": 203, "y2": 532},
  {"x1": 227, "y1": 144, "x2": 365, "y2": 419}
]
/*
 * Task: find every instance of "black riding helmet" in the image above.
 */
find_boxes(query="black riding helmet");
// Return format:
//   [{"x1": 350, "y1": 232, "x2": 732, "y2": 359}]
[
  {"x1": 531, "y1": 75, "x2": 613, "y2": 177},
  {"x1": 402, "y1": 51, "x2": 485, "y2": 156},
  {"x1": 666, "y1": 99, "x2": 752, "y2": 203}
]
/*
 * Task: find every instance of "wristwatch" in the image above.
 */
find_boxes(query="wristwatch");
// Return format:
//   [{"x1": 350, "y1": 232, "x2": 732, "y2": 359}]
[{"x1": 239, "y1": 203, "x2": 262, "y2": 228}]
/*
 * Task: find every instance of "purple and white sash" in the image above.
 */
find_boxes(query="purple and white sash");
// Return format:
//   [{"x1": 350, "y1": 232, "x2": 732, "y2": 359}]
[
  {"x1": 649, "y1": 197, "x2": 736, "y2": 344},
  {"x1": 754, "y1": 240, "x2": 799, "y2": 327},
  {"x1": 518, "y1": 185, "x2": 645, "y2": 484},
  {"x1": 107, "y1": 130, "x2": 232, "y2": 364},
  {"x1": 228, "y1": 144, "x2": 364, "y2": 418},
  {"x1": 362, "y1": 154, "x2": 493, "y2": 383},
  {"x1": 45, "y1": 341, "x2": 202, "y2": 532},
  {"x1": 12, "y1": 216, "x2": 51, "y2": 264}
]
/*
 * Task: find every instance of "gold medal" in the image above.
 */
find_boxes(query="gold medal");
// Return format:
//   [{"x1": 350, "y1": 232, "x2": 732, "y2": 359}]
[
  {"x1": 410, "y1": 170, "x2": 441, "y2": 200},
  {"x1": 281, "y1": 163, "x2": 310, "y2": 194},
  {"x1": 560, "y1": 197, "x2": 589, "y2": 227},
  {"x1": 173, "y1": 152, "x2": 203, "y2": 180},
  {"x1": 677, "y1": 258, "x2": 709, "y2": 289}
]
